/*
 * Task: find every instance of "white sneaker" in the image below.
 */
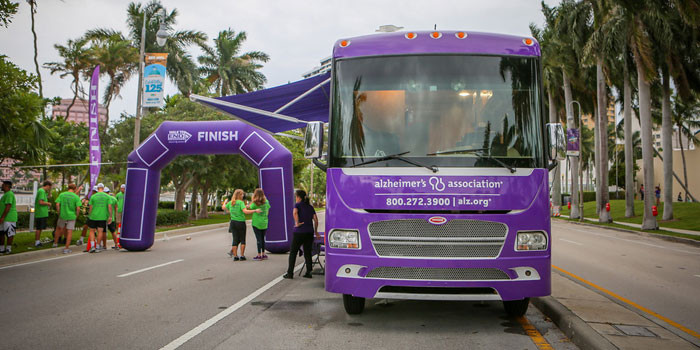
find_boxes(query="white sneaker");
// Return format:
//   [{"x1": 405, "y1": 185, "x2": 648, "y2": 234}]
[
  {"x1": 52, "y1": 243, "x2": 58, "y2": 248},
  {"x1": 62, "y1": 248, "x2": 71, "y2": 254},
  {"x1": 76, "y1": 239, "x2": 83, "y2": 246}
]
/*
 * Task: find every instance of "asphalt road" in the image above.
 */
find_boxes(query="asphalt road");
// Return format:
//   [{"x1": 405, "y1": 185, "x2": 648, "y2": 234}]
[
  {"x1": 552, "y1": 220, "x2": 700, "y2": 339},
  {"x1": 0, "y1": 214, "x2": 576, "y2": 350}
]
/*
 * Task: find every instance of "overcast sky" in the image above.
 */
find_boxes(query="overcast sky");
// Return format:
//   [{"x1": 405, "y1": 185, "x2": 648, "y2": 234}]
[{"x1": 1, "y1": 0, "x2": 558, "y2": 123}]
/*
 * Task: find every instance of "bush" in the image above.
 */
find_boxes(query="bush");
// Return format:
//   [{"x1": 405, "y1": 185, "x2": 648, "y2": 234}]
[
  {"x1": 158, "y1": 201, "x2": 175, "y2": 209},
  {"x1": 560, "y1": 191, "x2": 625, "y2": 204},
  {"x1": 156, "y1": 209, "x2": 188, "y2": 226}
]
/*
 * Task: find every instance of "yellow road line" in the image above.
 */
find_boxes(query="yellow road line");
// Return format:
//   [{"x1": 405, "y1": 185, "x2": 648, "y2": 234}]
[
  {"x1": 517, "y1": 316, "x2": 554, "y2": 350},
  {"x1": 553, "y1": 264, "x2": 700, "y2": 340}
]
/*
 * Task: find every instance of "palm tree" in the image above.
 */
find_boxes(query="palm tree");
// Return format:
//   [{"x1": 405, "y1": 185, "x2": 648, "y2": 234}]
[
  {"x1": 531, "y1": 13, "x2": 563, "y2": 212},
  {"x1": 44, "y1": 37, "x2": 93, "y2": 121},
  {"x1": 672, "y1": 95, "x2": 700, "y2": 202},
  {"x1": 198, "y1": 29, "x2": 270, "y2": 96},
  {"x1": 87, "y1": 33, "x2": 138, "y2": 128},
  {"x1": 585, "y1": 0, "x2": 613, "y2": 223},
  {"x1": 549, "y1": 0, "x2": 591, "y2": 219},
  {"x1": 87, "y1": 1, "x2": 207, "y2": 95}
]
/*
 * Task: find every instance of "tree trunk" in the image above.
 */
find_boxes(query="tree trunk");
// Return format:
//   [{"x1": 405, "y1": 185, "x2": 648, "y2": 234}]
[
  {"x1": 549, "y1": 91, "x2": 562, "y2": 211},
  {"x1": 623, "y1": 63, "x2": 635, "y2": 217},
  {"x1": 198, "y1": 180, "x2": 211, "y2": 219},
  {"x1": 594, "y1": 103, "x2": 601, "y2": 214},
  {"x1": 597, "y1": 61, "x2": 611, "y2": 223},
  {"x1": 563, "y1": 71, "x2": 580, "y2": 219},
  {"x1": 661, "y1": 69, "x2": 673, "y2": 220},
  {"x1": 66, "y1": 78, "x2": 79, "y2": 121},
  {"x1": 173, "y1": 173, "x2": 192, "y2": 211},
  {"x1": 189, "y1": 181, "x2": 199, "y2": 220},
  {"x1": 29, "y1": 1, "x2": 43, "y2": 112},
  {"x1": 635, "y1": 58, "x2": 658, "y2": 230}
]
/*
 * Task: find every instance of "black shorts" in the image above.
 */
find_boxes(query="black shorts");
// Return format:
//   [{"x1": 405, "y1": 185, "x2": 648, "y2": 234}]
[
  {"x1": 35, "y1": 217, "x2": 48, "y2": 230},
  {"x1": 229, "y1": 220, "x2": 246, "y2": 246},
  {"x1": 87, "y1": 219, "x2": 107, "y2": 230},
  {"x1": 107, "y1": 221, "x2": 117, "y2": 233}
]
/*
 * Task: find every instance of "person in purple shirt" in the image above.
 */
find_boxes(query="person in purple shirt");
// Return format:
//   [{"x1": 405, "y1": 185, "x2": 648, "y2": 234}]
[{"x1": 284, "y1": 190, "x2": 319, "y2": 279}]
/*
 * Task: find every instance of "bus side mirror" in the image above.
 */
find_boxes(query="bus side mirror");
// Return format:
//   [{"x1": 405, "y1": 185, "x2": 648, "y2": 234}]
[
  {"x1": 304, "y1": 121, "x2": 324, "y2": 159},
  {"x1": 547, "y1": 123, "x2": 565, "y2": 162}
]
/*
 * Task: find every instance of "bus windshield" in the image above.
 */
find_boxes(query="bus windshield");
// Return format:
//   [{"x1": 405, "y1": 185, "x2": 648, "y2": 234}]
[{"x1": 329, "y1": 55, "x2": 544, "y2": 169}]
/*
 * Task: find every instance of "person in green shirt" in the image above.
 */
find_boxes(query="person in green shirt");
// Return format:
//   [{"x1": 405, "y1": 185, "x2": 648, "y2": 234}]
[
  {"x1": 116, "y1": 184, "x2": 125, "y2": 236},
  {"x1": 55, "y1": 183, "x2": 81, "y2": 254},
  {"x1": 87, "y1": 183, "x2": 113, "y2": 253},
  {"x1": 104, "y1": 187, "x2": 119, "y2": 250},
  {"x1": 0, "y1": 181, "x2": 18, "y2": 254},
  {"x1": 34, "y1": 180, "x2": 53, "y2": 247},
  {"x1": 249, "y1": 188, "x2": 271, "y2": 261},
  {"x1": 222, "y1": 189, "x2": 259, "y2": 261}
]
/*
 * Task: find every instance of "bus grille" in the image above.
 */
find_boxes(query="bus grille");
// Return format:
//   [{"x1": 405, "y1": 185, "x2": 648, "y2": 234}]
[
  {"x1": 368, "y1": 219, "x2": 507, "y2": 258},
  {"x1": 365, "y1": 267, "x2": 510, "y2": 281}
]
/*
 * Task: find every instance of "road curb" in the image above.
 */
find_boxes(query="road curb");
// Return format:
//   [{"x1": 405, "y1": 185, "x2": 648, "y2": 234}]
[
  {"x1": 531, "y1": 296, "x2": 617, "y2": 350},
  {"x1": 0, "y1": 222, "x2": 229, "y2": 268},
  {"x1": 554, "y1": 218, "x2": 700, "y2": 247}
]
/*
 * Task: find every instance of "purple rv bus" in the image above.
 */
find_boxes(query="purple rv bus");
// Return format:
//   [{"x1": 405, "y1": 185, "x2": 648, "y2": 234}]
[{"x1": 304, "y1": 30, "x2": 565, "y2": 316}]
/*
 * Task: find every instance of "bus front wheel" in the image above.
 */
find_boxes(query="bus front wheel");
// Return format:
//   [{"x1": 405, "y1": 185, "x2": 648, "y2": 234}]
[
  {"x1": 503, "y1": 298, "x2": 530, "y2": 317},
  {"x1": 343, "y1": 294, "x2": 365, "y2": 315}
]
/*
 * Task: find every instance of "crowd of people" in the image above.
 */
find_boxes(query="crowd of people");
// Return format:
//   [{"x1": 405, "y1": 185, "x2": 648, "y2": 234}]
[
  {"x1": 2, "y1": 181, "x2": 322, "y2": 278},
  {"x1": 0, "y1": 180, "x2": 126, "y2": 254}
]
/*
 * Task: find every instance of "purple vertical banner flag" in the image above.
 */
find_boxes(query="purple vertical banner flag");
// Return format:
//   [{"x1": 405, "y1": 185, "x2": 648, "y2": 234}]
[{"x1": 88, "y1": 66, "x2": 101, "y2": 196}]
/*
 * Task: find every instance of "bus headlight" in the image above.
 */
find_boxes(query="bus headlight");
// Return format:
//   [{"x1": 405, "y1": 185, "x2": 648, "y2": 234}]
[
  {"x1": 329, "y1": 229, "x2": 360, "y2": 249},
  {"x1": 516, "y1": 231, "x2": 547, "y2": 251}
]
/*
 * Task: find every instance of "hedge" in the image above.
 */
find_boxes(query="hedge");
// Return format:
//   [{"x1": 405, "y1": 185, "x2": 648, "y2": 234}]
[
  {"x1": 156, "y1": 209, "x2": 189, "y2": 226},
  {"x1": 561, "y1": 191, "x2": 625, "y2": 203},
  {"x1": 158, "y1": 201, "x2": 175, "y2": 209}
]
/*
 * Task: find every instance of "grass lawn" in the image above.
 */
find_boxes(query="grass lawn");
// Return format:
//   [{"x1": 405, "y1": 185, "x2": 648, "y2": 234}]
[{"x1": 558, "y1": 199, "x2": 700, "y2": 234}]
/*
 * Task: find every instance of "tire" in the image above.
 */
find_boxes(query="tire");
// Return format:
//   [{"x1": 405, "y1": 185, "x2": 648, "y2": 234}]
[
  {"x1": 342, "y1": 294, "x2": 365, "y2": 315},
  {"x1": 503, "y1": 298, "x2": 530, "y2": 317}
]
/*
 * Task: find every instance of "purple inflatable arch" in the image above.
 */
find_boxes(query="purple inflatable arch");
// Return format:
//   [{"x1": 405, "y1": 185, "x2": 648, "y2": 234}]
[{"x1": 120, "y1": 120, "x2": 294, "y2": 252}]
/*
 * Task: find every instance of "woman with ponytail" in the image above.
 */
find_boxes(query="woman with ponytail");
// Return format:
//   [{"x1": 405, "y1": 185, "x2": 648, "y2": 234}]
[
  {"x1": 249, "y1": 188, "x2": 270, "y2": 260},
  {"x1": 284, "y1": 190, "x2": 319, "y2": 279}
]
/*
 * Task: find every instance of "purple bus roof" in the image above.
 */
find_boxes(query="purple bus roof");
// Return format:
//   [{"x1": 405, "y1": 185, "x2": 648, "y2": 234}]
[{"x1": 333, "y1": 31, "x2": 540, "y2": 59}]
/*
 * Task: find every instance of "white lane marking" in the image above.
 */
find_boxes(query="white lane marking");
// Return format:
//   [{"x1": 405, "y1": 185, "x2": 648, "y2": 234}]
[
  {"x1": 117, "y1": 259, "x2": 184, "y2": 277},
  {"x1": 160, "y1": 263, "x2": 305, "y2": 350},
  {"x1": 559, "y1": 238, "x2": 583, "y2": 245},
  {"x1": 0, "y1": 253, "x2": 79, "y2": 270},
  {"x1": 556, "y1": 224, "x2": 700, "y2": 256}
]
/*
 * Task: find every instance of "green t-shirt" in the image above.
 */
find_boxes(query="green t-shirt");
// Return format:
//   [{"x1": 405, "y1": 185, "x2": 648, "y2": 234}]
[
  {"x1": 57, "y1": 191, "x2": 81, "y2": 221},
  {"x1": 109, "y1": 195, "x2": 117, "y2": 219},
  {"x1": 0, "y1": 191, "x2": 17, "y2": 222},
  {"x1": 35, "y1": 188, "x2": 49, "y2": 218},
  {"x1": 116, "y1": 192, "x2": 124, "y2": 212},
  {"x1": 88, "y1": 192, "x2": 111, "y2": 221},
  {"x1": 249, "y1": 200, "x2": 270, "y2": 229},
  {"x1": 226, "y1": 200, "x2": 246, "y2": 222}
]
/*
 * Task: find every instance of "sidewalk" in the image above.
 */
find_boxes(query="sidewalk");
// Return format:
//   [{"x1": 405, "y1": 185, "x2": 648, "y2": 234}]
[
  {"x1": 533, "y1": 271, "x2": 699, "y2": 350},
  {"x1": 560, "y1": 215, "x2": 700, "y2": 237}
]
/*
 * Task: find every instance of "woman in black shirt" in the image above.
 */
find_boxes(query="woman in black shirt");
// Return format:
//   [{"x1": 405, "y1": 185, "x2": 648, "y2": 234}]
[{"x1": 284, "y1": 190, "x2": 319, "y2": 279}]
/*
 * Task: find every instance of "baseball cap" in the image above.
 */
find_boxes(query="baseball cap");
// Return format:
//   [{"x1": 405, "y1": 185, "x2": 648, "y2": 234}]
[
  {"x1": 104, "y1": 187, "x2": 110, "y2": 193},
  {"x1": 120, "y1": 184, "x2": 126, "y2": 189},
  {"x1": 97, "y1": 183, "x2": 105, "y2": 188}
]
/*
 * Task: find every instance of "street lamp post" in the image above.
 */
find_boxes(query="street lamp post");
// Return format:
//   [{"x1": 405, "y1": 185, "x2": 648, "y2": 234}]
[{"x1": 133, "y1": 9, "x2": 169, "y2": 151}]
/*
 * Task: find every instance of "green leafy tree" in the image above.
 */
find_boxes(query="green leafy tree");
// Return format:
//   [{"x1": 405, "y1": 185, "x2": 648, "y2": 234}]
[
  {"x1": 198, "y1": 28, "x2": 269, "y2": 96},
  {"x1": 43, "y1": 37, "x2": 92, "y2": 120},
  {"x1": 43, "y1": 119, "x2": 89, "y2": 186},
  {"x1": 0, "y1": 55, "x2": 50, "y2": 164},
  {"x1": 0, "y1": 0, "x2": 18, "y2": 28}
]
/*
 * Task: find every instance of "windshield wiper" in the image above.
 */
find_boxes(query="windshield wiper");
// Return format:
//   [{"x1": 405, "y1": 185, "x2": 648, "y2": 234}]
[
  {"x1": 352, "y1": 151, "x2": 438, "y2": 173},
  {"x1": 426, "y1": 147, "x2": 516, "y2": 174}
]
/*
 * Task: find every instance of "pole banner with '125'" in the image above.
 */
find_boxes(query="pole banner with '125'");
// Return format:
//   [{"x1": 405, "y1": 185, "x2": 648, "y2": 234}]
[
  {"x1": 89, "y1": 65, "x2": 101, "y2": 196},
  {"x1": 143, "y1": 53, "x2": 168, "y2": 108}
]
